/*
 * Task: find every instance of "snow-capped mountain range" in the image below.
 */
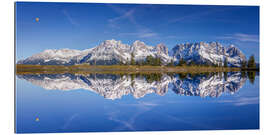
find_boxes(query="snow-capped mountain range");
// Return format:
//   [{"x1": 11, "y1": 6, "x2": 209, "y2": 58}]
[
  {"x1": 17, "y1": 39, "x2": 246, "y2": 67},
  {"x1": 17, "y1": 72, "x2": 246, "y2": 100}
]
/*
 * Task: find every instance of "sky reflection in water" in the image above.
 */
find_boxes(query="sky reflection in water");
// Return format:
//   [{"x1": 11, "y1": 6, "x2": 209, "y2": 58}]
[{"x1": 15, "y1": 72, "x2": 259, "y2": 133}]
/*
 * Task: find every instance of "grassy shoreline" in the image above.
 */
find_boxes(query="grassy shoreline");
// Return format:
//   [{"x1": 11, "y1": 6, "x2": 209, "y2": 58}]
[{"x1": 16, "y1": 64, "x2": 247, "y2": 75}]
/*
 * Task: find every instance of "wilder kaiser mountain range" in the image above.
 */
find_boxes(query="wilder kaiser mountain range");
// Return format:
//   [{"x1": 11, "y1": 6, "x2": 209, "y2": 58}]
[{"x1": 17, "y1": 39, "x2": 246, "y2": 67}]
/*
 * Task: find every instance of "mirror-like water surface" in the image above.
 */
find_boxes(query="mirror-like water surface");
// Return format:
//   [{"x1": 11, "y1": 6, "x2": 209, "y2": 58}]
[{"x1": 15, "y1": 72, "x2": 259, "y2": 133}]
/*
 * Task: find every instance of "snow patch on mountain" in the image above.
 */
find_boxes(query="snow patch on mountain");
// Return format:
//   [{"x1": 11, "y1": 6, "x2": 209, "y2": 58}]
[
  {"x1": 171, "y1": 42, "x2": 246, "y2": 67},
  {"x1": 17, "y1": 40, "x2": 246, "y2": 67}
]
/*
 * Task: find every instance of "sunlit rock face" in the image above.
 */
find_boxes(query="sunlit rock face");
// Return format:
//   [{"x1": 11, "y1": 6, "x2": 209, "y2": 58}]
[
  {"x1": 17, "y1": 40, "x2": 245, "y2": 66},
  {"x1": 17, "y1": 72, "x2": 247, "y2": 100},
  {"x1": 171, "y1": 42, "x2": 246, "y2": 67},
  {"x1": 17, "y1": 39, "x2": 172, "y2": 65}
]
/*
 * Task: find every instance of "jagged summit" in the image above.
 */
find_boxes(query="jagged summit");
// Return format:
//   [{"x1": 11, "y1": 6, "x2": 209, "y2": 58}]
[
  {"x1": 171, "y1": 41, "x2": 246, "y2": 67},
  {"x1": 17, "y1": 40, "x2": 246, "y2": 67},
  {"x1": 99, "y1": 39, "x2": 125, "y2": 47},
  {"x1": 132, "y1": 40, "x2": 146, "y2": 46}
]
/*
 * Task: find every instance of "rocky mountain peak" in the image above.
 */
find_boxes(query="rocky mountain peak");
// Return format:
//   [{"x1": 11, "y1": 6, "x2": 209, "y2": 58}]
[
  {"x1": 17, "y1": 40, "x2": 246, "y2": 67},
  {"x1": 99, "y1": 39, "x2": 123, "y2": 47},
  {"x1": 171, "y1": 41, "x2": 245, "y2": 67},
  {"x1": 226, "y1": 44, "x2": 246, "y2": 60},
  {"x1": 156, "y1": 43, "x2": 168, "y2": 55},
  {"x1": 132, "y1": 40, "x2": 147, "y2": 48}
]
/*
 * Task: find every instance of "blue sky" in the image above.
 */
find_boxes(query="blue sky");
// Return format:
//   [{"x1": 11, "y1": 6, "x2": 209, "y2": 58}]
[{"x1": 16, "y1": 2, "x2": 259, "y2": 61}]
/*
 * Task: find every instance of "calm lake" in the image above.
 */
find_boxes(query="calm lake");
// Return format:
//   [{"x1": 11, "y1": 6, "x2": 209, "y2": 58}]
[{"x1": 15, "y1": 72, "x2": 259, "y2": 133}]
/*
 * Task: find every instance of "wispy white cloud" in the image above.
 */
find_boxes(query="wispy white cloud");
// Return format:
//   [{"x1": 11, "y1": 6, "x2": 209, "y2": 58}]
[
  {"x1": 139, "y1": 33, "x2": 158, "y2": 38},
  {"x1": 118, "y1": 29, "x2": 158, "y2": 38},
  {"x1": 107, "y1": 111, "x2": 136, "y2": 130},
  {"x1": 62, "y1": 9, "x2": 79, "y2": 26},
  {"x1": 107, "y1": 5, "x2": 138, "y2": 28},
  {"x1": 118, "y1": 101, "x2": 159, "y2": 108},
  {"x1": 169, "y1": 7, "x2": 242, "y2": 24},
  {"x1": 106, "y1": 101, "x2": 158, "y2": 130},
  {"x1": 61, "y1": 113, "x2": 79, "y2": 129},
  {"x1": 108, "y1": 8, "x2": 136, "y2": 24},
  {"x1": 165, "y1": 35, "x2": 178, "y2": 39},
  {"x1": 107, "y1": 5, "x2": 158, "y2": 38},
  {"x1": 165, "y1": 115, "x2": 214, "y2": 129},
  {"x1": 164, "y1": 35, "x2": 186, "y2": 39},
  {"x1": 169, "y1": 9, "x2": 214, "y2": 23},
  {"x1": 217, "y1": 97, "x2": 259, "y2": 106},
  {"x1": 217, "y1": 33, "x2": 259, "y2": 43}
]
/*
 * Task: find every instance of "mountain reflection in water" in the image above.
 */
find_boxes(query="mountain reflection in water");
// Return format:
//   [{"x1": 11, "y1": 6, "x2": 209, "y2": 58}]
[{"x1": 17, "y1": 72, "x2": 256, "y2": 100}]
